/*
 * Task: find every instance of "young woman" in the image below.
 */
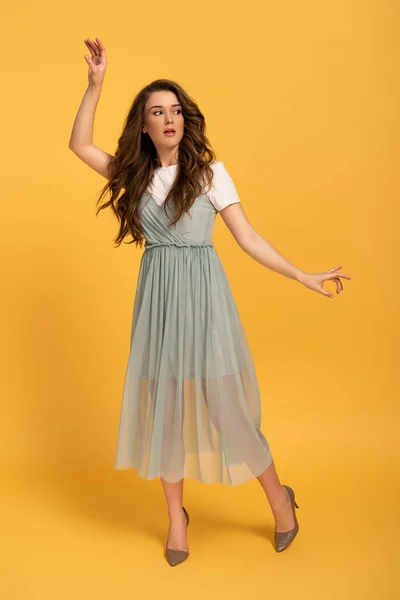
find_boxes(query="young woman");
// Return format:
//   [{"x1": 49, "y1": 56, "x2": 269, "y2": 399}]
[{"x1": 69, "y1": 37, "x2": 351, "y2": 567}]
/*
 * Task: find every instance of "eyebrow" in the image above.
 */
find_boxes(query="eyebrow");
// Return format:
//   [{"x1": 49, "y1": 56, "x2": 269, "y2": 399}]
[{"x1": 148, "y1": 103, "x2": 182, "y2": 112}]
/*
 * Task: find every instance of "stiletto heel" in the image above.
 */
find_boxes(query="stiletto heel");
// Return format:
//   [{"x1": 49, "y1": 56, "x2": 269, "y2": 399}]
[
  {"x1": 165, "y1": 506, "x2": 190, "y2": 566},
  {"x1": 274, "y1": 485, "x2": 300, "y2": 552}
]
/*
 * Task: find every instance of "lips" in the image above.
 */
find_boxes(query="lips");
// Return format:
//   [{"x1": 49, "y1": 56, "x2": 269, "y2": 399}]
[{"x1": 164, "y1": 128, "x2": 175, "y2": 133}]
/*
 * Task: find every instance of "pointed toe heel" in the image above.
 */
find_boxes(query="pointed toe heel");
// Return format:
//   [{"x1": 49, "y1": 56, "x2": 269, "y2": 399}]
[
  {"x1": 274, "y1": 485, "x2": 300, "y2": 553},
  {"x1": 165, "y1": 506, "x2": 190, "y2": 566}
]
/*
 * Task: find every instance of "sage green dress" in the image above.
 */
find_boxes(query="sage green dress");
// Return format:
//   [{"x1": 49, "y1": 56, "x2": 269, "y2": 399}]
[{"x1": 114, "y1": 187, "x2": 273, "y2": 485}]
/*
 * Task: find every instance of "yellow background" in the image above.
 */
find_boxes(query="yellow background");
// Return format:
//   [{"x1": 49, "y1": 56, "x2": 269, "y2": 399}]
[{"x1": 1, "y1": 0, "x2": 398, "y2": 597}]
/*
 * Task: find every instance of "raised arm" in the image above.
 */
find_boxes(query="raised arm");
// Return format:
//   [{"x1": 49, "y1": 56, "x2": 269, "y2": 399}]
[{"x1": 68, "y1": 37, "x2": 114, "y2": 179}]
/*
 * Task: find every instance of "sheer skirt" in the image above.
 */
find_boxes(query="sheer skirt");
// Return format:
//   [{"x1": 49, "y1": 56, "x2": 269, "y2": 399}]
[{"x1": 114, "y1": 244, "x2": 273, "y2": 485}]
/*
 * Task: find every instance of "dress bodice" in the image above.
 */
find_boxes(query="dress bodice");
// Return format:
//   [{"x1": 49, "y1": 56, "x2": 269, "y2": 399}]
[
  {"x1": 139, "y1": 191, "x2": 218, "y2": 248},
  {"x1": 139, "y1": 160, "x2": 242, "y2": 248}
]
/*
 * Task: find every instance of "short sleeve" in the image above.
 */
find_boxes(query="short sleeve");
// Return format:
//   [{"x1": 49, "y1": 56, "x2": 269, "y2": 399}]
[{"x1": 207, "y1": 161, "x2": 241, "y2": 212}]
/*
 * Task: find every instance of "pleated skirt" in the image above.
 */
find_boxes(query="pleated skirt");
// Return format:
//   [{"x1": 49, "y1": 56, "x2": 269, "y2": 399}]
[{"x1": 114, "y1": 243, "x2": 273, "y2": 485}]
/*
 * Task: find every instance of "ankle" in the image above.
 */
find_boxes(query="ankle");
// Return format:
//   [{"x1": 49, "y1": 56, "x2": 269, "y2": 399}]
[
  {"x1": 269, "y1": 485, "x2": 290, "y2": 512},
  {"x1": 168, "y1": 504, "x2": 184, "y2": 518}
]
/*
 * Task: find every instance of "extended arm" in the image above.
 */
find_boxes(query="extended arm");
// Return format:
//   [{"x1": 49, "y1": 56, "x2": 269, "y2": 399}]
[
  {"x1": 219, "y1": 203, "x2": 304, "y2": 282},
  {"x1": 219, "y1": 203, "x2": 351, "y2": 297}
]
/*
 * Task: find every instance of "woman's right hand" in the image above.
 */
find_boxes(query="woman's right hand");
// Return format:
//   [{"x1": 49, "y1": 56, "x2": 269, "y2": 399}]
[{"x1": 84, "y1": 37, "x2": 107, "y2": 88}]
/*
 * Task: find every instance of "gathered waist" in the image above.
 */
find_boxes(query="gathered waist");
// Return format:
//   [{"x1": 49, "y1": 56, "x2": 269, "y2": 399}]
[{"x1": 144, "y1": 241, "x2": 214, "y2": 250}]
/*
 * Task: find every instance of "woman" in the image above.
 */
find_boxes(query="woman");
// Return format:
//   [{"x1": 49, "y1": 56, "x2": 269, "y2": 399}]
[{"x1": 69, "y1": 37, "x2": 351, "y2": 566}]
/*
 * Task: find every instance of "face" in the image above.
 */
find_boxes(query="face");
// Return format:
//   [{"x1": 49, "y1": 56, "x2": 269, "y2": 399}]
[{"x1": 142, "y1": 90, "x2": 184, "y2": 157}]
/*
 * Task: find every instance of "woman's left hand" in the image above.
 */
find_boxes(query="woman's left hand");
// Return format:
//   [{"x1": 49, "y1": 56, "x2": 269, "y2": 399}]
[{"x1": 298, "y1": 266, "x2": 352, "y2": 298}]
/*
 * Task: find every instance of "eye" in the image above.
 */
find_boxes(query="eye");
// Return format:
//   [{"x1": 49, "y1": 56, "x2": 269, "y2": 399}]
[{"x1": 152, "y1": 109, "x2": 182, "y2": 116}]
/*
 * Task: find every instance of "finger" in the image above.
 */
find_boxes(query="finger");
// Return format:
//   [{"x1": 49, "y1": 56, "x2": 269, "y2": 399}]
[
  {"x1": 84, "y1": 54, "x2": 95, "y2": 68},
  {"x1": 86, "y1": 38, "x2": 99, "y2": 56},
  {"x1": 96, "y1": 37, "x2": 106, "y2": 54},
  {"x1": 332, "y1": 278, "x2": 340, "y2": 293},
  {"x1": 327, "y1": 266, "x2": 342, "y2": 273},
  {"x1": 319, "y1": 287, "x2": 334, "y2": 298},
  {"x1": 324, "y1": 272, "x2": 351, "y2": 281},
  {"x1": 84, "y1": 39, "x2": 96, "y2": 57},
  {"x1": 326, "y1": 266, "x2": 352, "y2": 280},
  {"x1": 333, "y1": 277, "x2": 343, "y2": 292}
]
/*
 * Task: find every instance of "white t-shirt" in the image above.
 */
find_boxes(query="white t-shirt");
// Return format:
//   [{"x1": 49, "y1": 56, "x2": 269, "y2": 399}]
[{"x1": 146, "y1": 160, "x2": 241, "y2": 212}]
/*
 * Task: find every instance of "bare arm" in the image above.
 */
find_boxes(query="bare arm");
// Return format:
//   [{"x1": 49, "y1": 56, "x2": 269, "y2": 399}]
[
  {"x1": 219, "y1": 203, "x2": 304, "y2": 282},
  {"x1": 68, "y1": 37, "x2": 114, "y2": 179},
  {"x1": 219, "y1": 203, "x2": 352, "y2": 297},
  {"x1": 68, "y1": 84, "x2": 114, "y2": 179}
]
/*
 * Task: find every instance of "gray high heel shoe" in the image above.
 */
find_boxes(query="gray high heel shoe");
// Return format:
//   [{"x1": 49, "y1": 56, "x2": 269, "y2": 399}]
[
  {"x1": 274, "y1": 485, "x2": 299, "y2": 552},
  {"x1": 165, "y1": 506, "x2": 190, "y2": 566}
]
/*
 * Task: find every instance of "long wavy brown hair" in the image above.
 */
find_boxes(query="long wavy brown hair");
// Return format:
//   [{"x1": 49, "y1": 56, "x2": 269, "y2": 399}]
[{"x1": 95, "y1": 79, "x2": 217, "y2": 248}]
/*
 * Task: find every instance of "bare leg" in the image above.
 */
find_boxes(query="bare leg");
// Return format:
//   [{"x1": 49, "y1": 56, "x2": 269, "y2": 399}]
[
  {"x1": 158, "y1": 377, "x2": 188, "y2": 551},
  {"x1": 256, "y1": 461, "x2": 295, "y2": 532},
  {"x1": 160, "y1": 477, "x2": 189, "y2": 551}
]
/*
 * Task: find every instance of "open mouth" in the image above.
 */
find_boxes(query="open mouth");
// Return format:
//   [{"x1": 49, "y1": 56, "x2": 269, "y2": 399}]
[{"x1": 164, "y1": 129, "x2": 176, "y2": 134}]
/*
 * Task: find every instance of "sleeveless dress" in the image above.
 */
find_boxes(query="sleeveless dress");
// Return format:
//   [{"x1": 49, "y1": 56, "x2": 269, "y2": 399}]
[{"x1": 114, "y1": 165, "x2": 273, "y2": 486}]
